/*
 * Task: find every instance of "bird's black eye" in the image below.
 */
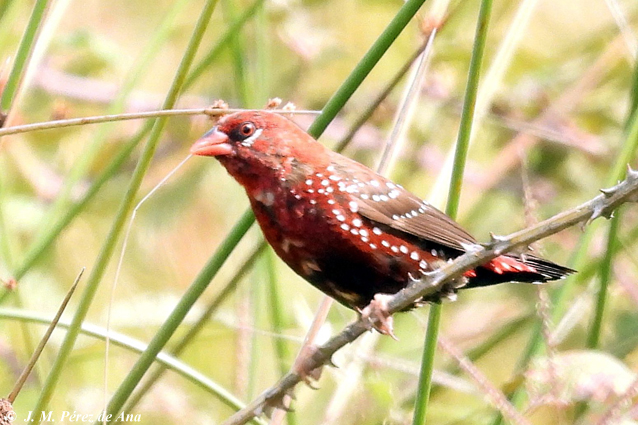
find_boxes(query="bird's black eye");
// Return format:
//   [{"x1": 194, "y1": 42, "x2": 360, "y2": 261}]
[{"x1": 232, "y1": 122, "x2": 256, "y2": 141}]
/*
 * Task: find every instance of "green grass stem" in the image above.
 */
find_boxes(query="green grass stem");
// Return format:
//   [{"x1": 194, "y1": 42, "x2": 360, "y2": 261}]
[{"x1": 413, "y1": 1, "x2": 493, "y2": 423}]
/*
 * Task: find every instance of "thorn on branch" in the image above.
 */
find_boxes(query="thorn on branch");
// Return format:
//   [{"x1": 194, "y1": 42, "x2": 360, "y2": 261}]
[
  {"x1": 588, "y1": 204, "x2": 604, "y2": 225},
  {"x1": 600, "y1": 184, "x2": 621, "y2": 198},
  {"x1": 487, "y1": 233, "x2": 508, "y2": 255},
  {"x1": 325, "y1": 355, "x2": 339, "y2": 369},
  {"x1": 460, "y1": 241, "x2": 484, "y2": 254},
  {"x1": 588, "y1": 202, "x2": 615, "y2": 225},
  {"x1": 418, "y1": 269, "x2": 441, "y2": 281},
  {"x1": 489, "y1": 232, "x2": 506, "y2": 243}
]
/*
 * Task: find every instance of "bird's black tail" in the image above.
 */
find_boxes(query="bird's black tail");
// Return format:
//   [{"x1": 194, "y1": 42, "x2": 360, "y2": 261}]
[{"x1": 466, "y1": 254, "x2": 575, "y2": 289}]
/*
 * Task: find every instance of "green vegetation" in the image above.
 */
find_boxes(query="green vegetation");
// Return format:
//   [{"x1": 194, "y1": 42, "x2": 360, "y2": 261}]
[{"x1": 0, "y1": 1, "x2": 636, "y2": 424}]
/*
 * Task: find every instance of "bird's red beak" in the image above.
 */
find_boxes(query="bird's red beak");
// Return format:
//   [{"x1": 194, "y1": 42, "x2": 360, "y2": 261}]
[{"x1": 190, "y1": 128, "x2": 234, "y2": 156}]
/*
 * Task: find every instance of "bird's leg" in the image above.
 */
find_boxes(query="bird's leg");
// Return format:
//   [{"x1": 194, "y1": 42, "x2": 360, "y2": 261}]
[{"x1": 359, "y1": 294, "x2": 398, "y2": 340}]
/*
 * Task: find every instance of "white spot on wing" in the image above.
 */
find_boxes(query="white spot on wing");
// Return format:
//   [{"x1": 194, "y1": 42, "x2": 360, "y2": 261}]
[{"x1": 254, "y1": 190, "x2": 275, "y2": 206}]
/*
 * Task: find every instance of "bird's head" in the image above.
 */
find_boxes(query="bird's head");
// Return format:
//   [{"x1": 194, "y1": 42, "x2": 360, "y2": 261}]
[
  {"x1": 191, "y1": 110, "x2": 325, "y2": 161},
  {"x1": 191, "y1": 110, "x2": 328, "y2": 188}
]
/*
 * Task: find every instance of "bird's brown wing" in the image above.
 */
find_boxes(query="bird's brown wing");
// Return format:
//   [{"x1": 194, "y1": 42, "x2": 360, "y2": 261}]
[{"x1": 330, "y1": 153, "x2": 477, "y2": 251}]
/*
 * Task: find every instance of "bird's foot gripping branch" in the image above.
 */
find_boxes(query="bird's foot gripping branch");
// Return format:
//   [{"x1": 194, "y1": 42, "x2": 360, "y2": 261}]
[{"x1": 359, "y1": 293, "x2": 398, "y2": 339}]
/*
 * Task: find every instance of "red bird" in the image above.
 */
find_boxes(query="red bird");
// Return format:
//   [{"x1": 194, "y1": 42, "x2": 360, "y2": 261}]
[{"x1": 191, "y1": 110, "x2": 572, "y2": 312}]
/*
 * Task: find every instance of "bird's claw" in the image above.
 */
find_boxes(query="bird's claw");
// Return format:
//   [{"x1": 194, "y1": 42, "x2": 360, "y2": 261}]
[
  {"x1": 263, "y1": 392, "x2": 295, "y2": 417},
  {"x1": 292, "y1": 345, "x2": 323, "y2": 388},
  {"x1": 360, "y1": 294, "x2": 398, "y2": 340}
]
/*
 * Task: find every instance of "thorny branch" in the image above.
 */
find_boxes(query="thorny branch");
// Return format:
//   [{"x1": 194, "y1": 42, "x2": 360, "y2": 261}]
[{"x1": 222, "y1": 167, "x2": 638, "y2": 425}]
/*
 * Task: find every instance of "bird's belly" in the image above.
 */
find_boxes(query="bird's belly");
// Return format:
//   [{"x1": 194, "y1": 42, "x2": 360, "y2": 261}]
[{"x1": 249, "y1": 194, "x2": 440, "y2": 310}]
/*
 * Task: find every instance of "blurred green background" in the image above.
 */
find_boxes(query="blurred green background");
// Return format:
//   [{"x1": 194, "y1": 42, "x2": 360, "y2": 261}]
[{"x1": 0, "y1": 0, "x2": 637, "y2": 424}]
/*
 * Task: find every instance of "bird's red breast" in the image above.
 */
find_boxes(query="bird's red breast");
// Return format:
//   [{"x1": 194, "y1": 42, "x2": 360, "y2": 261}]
[{"x1": 191, "y1": 110, "x2": 573, "y2": 310}]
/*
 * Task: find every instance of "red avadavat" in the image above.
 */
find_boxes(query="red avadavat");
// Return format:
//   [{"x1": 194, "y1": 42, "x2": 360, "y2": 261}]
[{"x1": 191, "y1": 111, "x2": 572, "y2": 312}]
